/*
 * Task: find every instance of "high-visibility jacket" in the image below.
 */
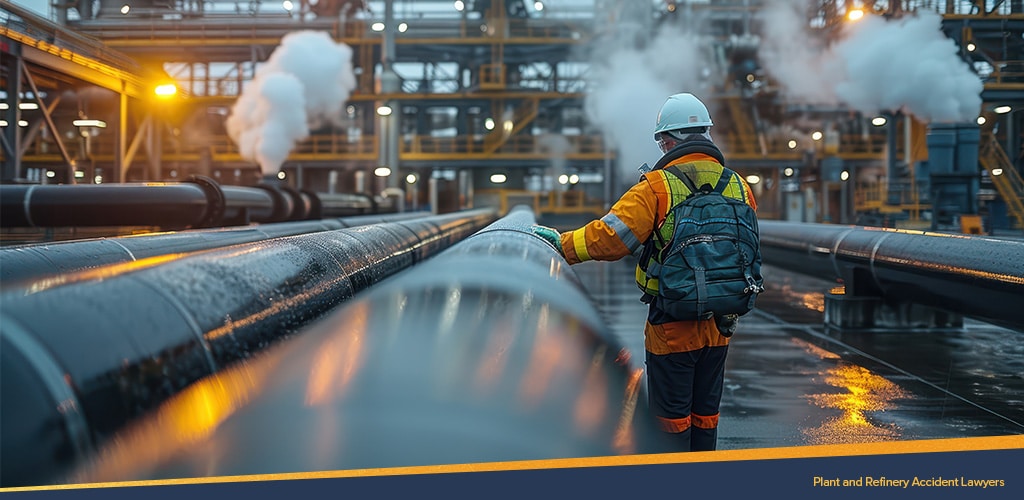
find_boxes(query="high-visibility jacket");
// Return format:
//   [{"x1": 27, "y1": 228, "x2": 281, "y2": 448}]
[{"x1": 559, "y1": 147, "x2": 757, "y2": 355}]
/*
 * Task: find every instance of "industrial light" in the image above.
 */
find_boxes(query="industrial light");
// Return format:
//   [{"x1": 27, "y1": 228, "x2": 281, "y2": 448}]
[
  {"x1": 784, "y1": 167, "x2": 794, "y2": 177},
  {"x1": 558, "y1": 174, "x2": 569, "y2": 185},
  {"x1": 977, "y1": 116, "x2": 987, "y2": 125},
  {"x1": 0, "y1": 103, "x2": 7, "y2": 110},
  {"x1": 374, "y1": 167, "x2": 392, "y2": 177},
  {"x1": 371, "y1": 22, "x2": 385, "y2": 32},
  {"x1": 45, "y1": 170, "x2": 55, "y2": 178},
  {"x1": 406, "y1": 174, "x2": 417, "y2": 184},
  {"x1": 277, "y1": 171, "x2": 287, "y2": 180},
  {"x1": 787, "y1": 139, "x2": 797, "y2": 149},
  {"x1": 19, "y1": 102, "x2": 39, "y2": 110},
  {"x1": 967, "y1": 42, "x2": 976, "y2": 52},
  {"x1": 94, "y1": 175, "x2": 104, "y2": 184},
  {"x1": 569, "y1": 174, "x2": 579, "y2": 184},
  {"x1": 398, "y1": 22, "x2": 408, "y2": 33},
  {"x1": 745, "y1": 174, "x2": 761, "y2": 185},
  {"x1": 840, "y1": 170, "x2": 850, "y2": 181},
  {"x1": 871, "y1": 116, "x2": 887, "y2": 126},
  {"x1": 534, "y1": 1, "x2": 545, "y2": 11},
  {"x1": 154, "y1": 83, "x2": 177, "y2": 98},
  {"x1": 484, "y1": 117, "x2": 495, "y2": 130},
  {"x1": 490, "y1": 173, "x2": 507, "y2": 184},
  {"x1": 502, "y1": 119, "x2": 514, "y2": 133},
  {"x1": 120, "y1": 5, "x2": 130, "y2": 15},
  {"x1": 75, "y1": 170, "x2": 85, "y2": 178},
  {"x1": 994, "y1": 105, "x2": 1012, "y2": 114},
  {"x1": 18, "y1": 120, "x2": 28, "y2": 127},
  {"x1": 847, "y1": 9, "x2": 864, "y2": 21},
  {"x1": 376, "y1": 105, "x2": 393, "y2": 116},
  {"x1": 992, "y1": 168, "x2": 1004, "y2": 176},
  {"x1": 73, "y1": 119, "x2": 107, "y2": 128},
  {"x1": 746, "y1": 74, "x2": 755, "y2": 83},
  {"x1": 282, "y1": 1, "x2": 294, "y2": 11},
  {"x1": 454, "y1": 1, "x2": 465, "y2": 12},
  {"x1": 811, "y1": 131, "x2": 823, "y2": 141}
]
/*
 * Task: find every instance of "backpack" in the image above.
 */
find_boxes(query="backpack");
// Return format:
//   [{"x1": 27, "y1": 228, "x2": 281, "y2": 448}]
[{"x1": 642, "y1": 165, "x2": 764, "y2": 321}]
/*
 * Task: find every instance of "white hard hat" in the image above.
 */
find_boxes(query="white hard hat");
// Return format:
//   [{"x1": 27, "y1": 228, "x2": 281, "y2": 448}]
[{"x1": 653, "y1": 93, "x2": 713, "y2": 139}]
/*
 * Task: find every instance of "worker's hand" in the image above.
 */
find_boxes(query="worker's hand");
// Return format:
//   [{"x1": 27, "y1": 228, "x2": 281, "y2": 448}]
[{"x1": 531, "y1": 225, "x2": 563, "y2": 255}]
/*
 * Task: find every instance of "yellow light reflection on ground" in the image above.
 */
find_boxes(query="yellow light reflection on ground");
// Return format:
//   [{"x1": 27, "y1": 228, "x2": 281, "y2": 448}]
[{"x1": 802, "y1": 363, "x2": 909, "y2": 445}]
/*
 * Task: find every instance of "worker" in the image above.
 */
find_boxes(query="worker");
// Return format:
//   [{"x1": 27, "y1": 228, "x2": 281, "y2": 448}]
[{"x1": 531, "y1": 92, "x2": 758, "y2": 451}]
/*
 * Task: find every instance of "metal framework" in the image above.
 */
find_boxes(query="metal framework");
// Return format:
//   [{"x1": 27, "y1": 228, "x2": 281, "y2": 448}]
[{"x1": 2, "y1": 0, "x2": 1022, "y2": 225}]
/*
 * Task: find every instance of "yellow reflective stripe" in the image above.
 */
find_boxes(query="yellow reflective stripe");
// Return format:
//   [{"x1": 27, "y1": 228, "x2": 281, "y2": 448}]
[
  {"x1": 634, "y1": 265, "x2": 658, "y2": 295},
  {"x1": 572, "y1": 228, "x2": 591, "y2": 262}
]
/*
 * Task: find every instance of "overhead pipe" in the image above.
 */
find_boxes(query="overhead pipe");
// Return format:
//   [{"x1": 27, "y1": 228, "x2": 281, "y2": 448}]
[
  {"x1": 758, "y1": 220, "x2": 1024, "y2": 329},
  {"x1": 0, "y1": 211, "x2": 437, "y2": 289},
  {"x1": 63, "y1": 207, "x2": 667, "y2": 485},
  {"x1": 0, "y1": 208, "x2": 496, "y2": 487}
]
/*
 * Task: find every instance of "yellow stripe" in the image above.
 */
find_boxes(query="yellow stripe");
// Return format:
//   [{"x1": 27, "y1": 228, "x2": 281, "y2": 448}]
[{"x1": 573, "y1": 228, "x2": 591, "y2": 262}]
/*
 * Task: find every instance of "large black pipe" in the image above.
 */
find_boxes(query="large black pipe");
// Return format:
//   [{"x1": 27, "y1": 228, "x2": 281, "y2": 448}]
[
  {"x1": 63, "y1": 207, "x2": 666, "y2": 485},
  {"x1": 0, "y1": 178, "x2": 387, "y2": 229},
  {"x1": 0, "y1": 211, "x2": 436, "y2": 289},
  {"x1": 0, "y1": 208, "x2": 496, "y2": 487},
  {"x1": 0, "y1": 181, "x2": 216, "y2": 229},
  {"x1": 759, "y1": 220, "x2": 1024, "y2": 329}
]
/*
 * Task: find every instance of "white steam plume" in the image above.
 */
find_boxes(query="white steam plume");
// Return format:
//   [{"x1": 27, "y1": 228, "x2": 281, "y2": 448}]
[
  {"x1": 227, "y1": 31, "x2": 357, "y2": 175},
  {"x1": 584, "y1": 23, "x2": 716, "y2": 192},
  {"x1": 759, "y1": 1, "x2": 982, "y2": 123}
]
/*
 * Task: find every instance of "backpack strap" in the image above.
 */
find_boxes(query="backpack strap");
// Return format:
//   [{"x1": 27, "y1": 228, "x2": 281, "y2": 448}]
[{"x1": 711, "y1": 168, "x2": 735, "y2": 195}]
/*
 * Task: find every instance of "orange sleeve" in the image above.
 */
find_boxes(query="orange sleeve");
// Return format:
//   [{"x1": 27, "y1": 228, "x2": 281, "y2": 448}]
[{"x1": 560, "y1": 180, "x2": 659, "y2": 265}]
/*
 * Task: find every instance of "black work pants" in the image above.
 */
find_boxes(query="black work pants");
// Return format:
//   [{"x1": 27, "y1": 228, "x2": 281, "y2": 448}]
[{"x1": 645, "y1": 344, "x2": 728, "y2": 452}]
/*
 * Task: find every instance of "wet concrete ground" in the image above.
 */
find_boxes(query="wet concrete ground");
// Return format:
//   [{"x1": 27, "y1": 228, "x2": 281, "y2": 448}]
[{"x1": 571, "y1": 257, "x2": 1024, "y2": 450}]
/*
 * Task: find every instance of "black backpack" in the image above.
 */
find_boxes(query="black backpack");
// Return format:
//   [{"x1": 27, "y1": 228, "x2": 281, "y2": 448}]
[{"x1": 643, "y1": 165, "x2": 764, "y2": 321}]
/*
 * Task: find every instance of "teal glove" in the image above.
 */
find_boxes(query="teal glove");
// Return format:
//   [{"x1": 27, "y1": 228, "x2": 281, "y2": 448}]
[{"x1": 531, "y1": 224, "x2": 563, "y2": 255}]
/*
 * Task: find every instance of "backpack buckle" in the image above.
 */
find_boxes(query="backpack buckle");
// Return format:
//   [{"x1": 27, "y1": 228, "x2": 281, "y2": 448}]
[{"x1": 744, "y1": 276, "x2": 765, "y2": 294}]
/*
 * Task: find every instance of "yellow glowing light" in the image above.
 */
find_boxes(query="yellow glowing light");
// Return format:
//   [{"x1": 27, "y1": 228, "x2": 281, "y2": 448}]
[
  {"x1": 812, "y1": 131, "x2": 823, "y2": 141},
  {"x1": 154, "y1": 83, "x2": 178, "y2": 98},
  {"x1": 847, "y1": 9, "x2": 864, "y2": 21}
]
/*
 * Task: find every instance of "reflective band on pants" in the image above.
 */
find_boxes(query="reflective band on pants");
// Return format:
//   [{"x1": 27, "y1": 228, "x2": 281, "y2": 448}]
[{"x1": 656, "y1": 415, "x2": 691, "y2": 433}]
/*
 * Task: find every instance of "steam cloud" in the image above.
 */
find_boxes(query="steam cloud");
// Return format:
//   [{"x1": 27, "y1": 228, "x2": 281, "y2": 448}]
[
  {"x1": 760, "y1": 1, "x2": 982, "y2": 122},
  {"x1": 584, "y1": 22, "x2": 716, "y2": 193},
  {"x1": 227, "y1": 31, "x2": 357, "y2": 175}
]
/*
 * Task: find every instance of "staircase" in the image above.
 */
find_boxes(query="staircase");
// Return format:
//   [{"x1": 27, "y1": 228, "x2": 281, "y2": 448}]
[{"x1": 978, "y1": 131, "x2": 1024, "y2": 229}]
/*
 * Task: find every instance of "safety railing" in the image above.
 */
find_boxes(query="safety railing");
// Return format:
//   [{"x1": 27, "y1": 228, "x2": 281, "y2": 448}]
[{"x1": 979, "y1": 131, "x2": 1024, "y2": 228}]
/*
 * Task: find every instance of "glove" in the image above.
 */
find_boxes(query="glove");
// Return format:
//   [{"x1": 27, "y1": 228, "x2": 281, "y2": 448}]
[{"x1": 531, "y1": 224, "x2": 563, "y2": 255}]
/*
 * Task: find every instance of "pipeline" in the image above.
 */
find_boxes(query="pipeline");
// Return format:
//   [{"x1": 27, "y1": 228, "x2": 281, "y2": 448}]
[
  {"x1": 0, "y1": 177, "x2": 385, "y2": 230},
  {"x1": 0, "y1": 208, "x2": 496, "y2": 487},
  {"x1": 759, "y1": 220, "x2": 1024, "y2": 329},
  {"x1": 63, "y1": 207, "x2": 667, "y2": 485},
  {"x1": 0, "y1": 211, "x2": 435, "y2": 289}
]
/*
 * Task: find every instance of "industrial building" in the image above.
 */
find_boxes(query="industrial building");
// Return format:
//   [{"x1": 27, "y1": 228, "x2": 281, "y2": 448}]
[
  {"x1": 3, "y1": 0, "x2": 1021, "y2": 233},
  {"x1": 1, "y1": 0, "x2": 1023, "y2": 490}
]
